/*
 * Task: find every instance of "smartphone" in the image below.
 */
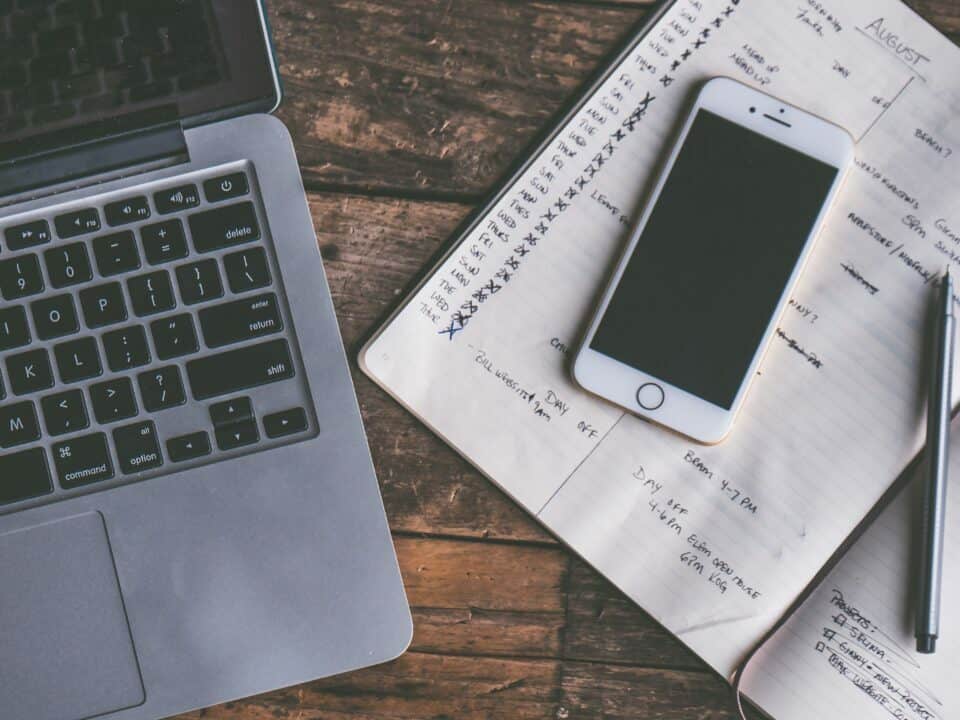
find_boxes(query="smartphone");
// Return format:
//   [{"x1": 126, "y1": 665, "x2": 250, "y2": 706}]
[{"x1": 572, "y1": 77, "x2": 854, "y2": 444}]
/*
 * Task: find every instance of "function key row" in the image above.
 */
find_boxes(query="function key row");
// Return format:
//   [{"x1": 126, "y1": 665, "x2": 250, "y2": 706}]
[
  {"x1": 4, "y1": 220, "x2": 51, "y2": 251},
  {"x1": 1, "y1": 172, "x2": 250, "y2": 253}
]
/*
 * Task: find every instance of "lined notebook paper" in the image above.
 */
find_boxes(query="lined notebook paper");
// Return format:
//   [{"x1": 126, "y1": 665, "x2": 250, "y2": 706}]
[
  {"x1": 742, "y1": 419, "x2": 960, "y2": 720},
  {"x1": 360, "y1": 0, "x2": 960, "y2": 701}
]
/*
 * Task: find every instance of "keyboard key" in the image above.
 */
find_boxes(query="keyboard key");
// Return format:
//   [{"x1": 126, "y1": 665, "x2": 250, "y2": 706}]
[
  {"x1": 141, "y1": 219, "x2": 187, "y2": 264},
  {"x1": 209, "y1": 396, "x2": 253, "y2": 427},
  {"x1": 203, "y1": 172, "x2": 249, "y2": 203},
  {"x1": 154, "y1": 183, "x2": 200, "y2": 214},
  {"x1": 90, "y1": 377, "x2": 137, "y2": 424},
  {"x1": 167, "y1": 431, "x2": 211, "y2": 462},
  {"x1": 44, "y1": 242, "x2": 93, "y2": 288},
  {"x1": 0, "y1": 447, "x2": 52, "y2": 505},
  {"x1": 55, "y1": 208, "x2": 100, "y2": 238},
  {"x1": 215, "y1": 419, "x2": 259, "y2": 451},
  {"x1": 93, "y1": 230, "x2": 140, "y2": 276},
  {"x1": 52, "y1": 432, "x2": 114, "y2": 489},
  {"x1": 176, "y1": 259, "x2": 222, "y2": 305},
  {"x1": 102, "y1": 325, "x2": 151, "y2": 371},
  {"x1": 0, "y1": 305, "x2": 31, "y2": 351},
  {"x1": 0, "y1": 400, "x2": 41, "y2": 447},
  {"x1": 113, "y1": 420, "x2": 162, "y2": 475},
  {"x1": 105, "y1": 195, "x2": 150, "y2": 226},
  {"x1": 128, "y1": 270, "x2": 175, "y2": 317},
  {"x1": 199, "y1": 293, "x2": 283, "y2": 348},
  {"x1": 6, "y1": 348, "x2": 54, "y2": 395},
  {"x1": 224, "y1": 247, "x2": 271, "y2": 293},
  {"x1": 138, "y1": 366, "x2": 185, "y2": 411},
  {"x1": 188, "y1": 201, "x2": 259, "y2": 253},
  {"x1": 187, "y1": 339, "x2": 294, "y2": 400},
  {"x1": 150, "y1": 313, "x2": 199, "y2": 360},
  {"x1": 5, "y1": 220, "x2": 51, "y2": 251},
  {"x1": 41, "y1": 389, "x2": 89, "y2": 436},
  {"x1": 54, "y1": 337, "x2": 103, "y2": 383},
  {"x1": 0, "y1": 254, "x2": 44, "y2": 299},
  {"x1": 31, "y1": 294, "x2": 79, "y2": 340},
  {"x1": 264, "y1": 407, "x2": 308, "y2": 439},
  {"x1": 79, "y1": 281, "x2": 127, "y2": 327}
]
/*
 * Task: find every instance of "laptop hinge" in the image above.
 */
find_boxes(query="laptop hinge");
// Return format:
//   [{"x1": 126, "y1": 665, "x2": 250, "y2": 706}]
[{"x1": 0, "y1": 122, "x2": 189, "y2": 201}]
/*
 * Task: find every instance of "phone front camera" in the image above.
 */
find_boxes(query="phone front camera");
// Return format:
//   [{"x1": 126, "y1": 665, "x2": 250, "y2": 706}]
[{"x1": 749, "y1": 106, "x2": 756, "y2": 113}]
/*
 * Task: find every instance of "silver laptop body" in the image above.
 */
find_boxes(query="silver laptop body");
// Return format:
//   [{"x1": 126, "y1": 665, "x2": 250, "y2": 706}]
[{"x1": 0, "y1": 3, "x2": 411, "y2": 719}]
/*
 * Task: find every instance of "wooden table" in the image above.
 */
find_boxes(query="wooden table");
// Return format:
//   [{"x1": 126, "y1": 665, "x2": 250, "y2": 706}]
[{"x1": 179, "y1": 1, "x2": 960, "y2": 718}]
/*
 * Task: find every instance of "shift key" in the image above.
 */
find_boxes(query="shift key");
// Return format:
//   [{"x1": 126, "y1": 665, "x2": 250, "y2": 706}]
[
  {"x1": 199, "y1": 293, "x2": 283, "y2": 348},
  {"x1": 187, "y1": 339, "x2": 294, "y2": 400}
]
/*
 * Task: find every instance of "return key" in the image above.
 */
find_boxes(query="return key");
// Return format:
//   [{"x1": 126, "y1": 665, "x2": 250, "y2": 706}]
[{"x1": 199, "y1": 293, "x2": 283, "y2": 348}]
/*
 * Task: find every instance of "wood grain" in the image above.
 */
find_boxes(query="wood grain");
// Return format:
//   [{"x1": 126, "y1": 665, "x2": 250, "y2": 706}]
[
  {"x1": 561, "y1": 558, "x2": 706, "y2": 670},
  {"x1": 268, "y1": 0, "x2": 960, "y2": 199},
  {"x1": 177, "y1": 654, "x2": 740, "y2": 720},
  {"x1": 269, "y1": 0, "x2": 646, "y2": 197},
  {"x1": 310, "y1": 191, "x2": 557, "y2": 543},
  {"x1": 171, "y1": 1, "x2": 960, "y2": 719}
]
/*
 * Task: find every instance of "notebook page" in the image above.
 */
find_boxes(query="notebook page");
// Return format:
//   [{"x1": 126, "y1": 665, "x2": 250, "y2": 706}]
[
  {"x1": 361, "y1": 0, "x2": 960, "y2": 678},
  {"x1": 742, "y1": 418, "x2": 960, "y2": 720}
]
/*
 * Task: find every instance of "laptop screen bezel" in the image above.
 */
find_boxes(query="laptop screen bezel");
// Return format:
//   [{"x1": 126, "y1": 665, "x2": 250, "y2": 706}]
[{"x1": 0, "y1": 0, "x2": 282, "y2": 166}]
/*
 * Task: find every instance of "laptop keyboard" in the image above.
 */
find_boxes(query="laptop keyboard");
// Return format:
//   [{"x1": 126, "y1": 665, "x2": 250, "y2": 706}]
[{"x1": 0, "y1": 163, "x2": 317, "y2": 510}]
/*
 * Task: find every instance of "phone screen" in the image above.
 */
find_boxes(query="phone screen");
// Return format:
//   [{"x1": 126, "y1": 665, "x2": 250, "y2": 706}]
[{"x1": 590, "y1": 109, "x2": 839, "y2": 409}]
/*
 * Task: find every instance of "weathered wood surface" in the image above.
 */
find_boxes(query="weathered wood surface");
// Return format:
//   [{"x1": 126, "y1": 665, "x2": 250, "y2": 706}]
[
  {"x1": 269, "y1": 0, "x2": 959, "y2": 198},
  {"x1": 179, "y1": 1, "x2": 959, "y2": 718}
]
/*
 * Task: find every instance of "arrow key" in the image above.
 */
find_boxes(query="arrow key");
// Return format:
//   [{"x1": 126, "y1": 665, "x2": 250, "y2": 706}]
[
  {"x1": 209, "y1": 396, "x2": 253, "y2": 427},
  {"x1": 167, "y1": 431, "x2": 211, "y2": 463},
  {"x1": 264, "y1": 407, "x2": 307, "y2": 439},
  {"x1": 215, "y1": 419, "x2": 259, "y2": 451}
]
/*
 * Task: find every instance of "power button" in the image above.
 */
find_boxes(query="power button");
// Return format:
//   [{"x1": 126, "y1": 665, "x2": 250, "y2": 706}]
[
  {"x1": 636, "y1": 383, "x2": 664, "y2": 411},
  {"x1": 204, "y1": 172, "x2": 249, "y2": 203}
]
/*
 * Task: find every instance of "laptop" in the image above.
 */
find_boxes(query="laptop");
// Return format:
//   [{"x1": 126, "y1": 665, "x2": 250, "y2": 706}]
[{"x1": 0, "y1": 2, "x2": 412, "y2": 719}]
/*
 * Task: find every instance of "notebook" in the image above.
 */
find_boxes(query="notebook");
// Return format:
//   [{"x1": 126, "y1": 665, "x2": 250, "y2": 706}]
[
  {"x1": 359, "y1": 0, "x2": 960, "y2": 717},
  {"x1": 741, "y1": 424, "x2": 960, "y2": 719}
]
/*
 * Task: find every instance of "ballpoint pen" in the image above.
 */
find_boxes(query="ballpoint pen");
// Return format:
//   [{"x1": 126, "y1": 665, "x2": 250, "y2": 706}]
[{"x1": 917, "y1": 266, "x2": 954, "y2": 654}]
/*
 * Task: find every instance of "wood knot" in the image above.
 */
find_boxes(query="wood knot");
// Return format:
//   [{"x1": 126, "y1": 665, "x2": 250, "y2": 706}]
[{"x1": 320, "y1": 243, "x2": 340, "y2": 261}]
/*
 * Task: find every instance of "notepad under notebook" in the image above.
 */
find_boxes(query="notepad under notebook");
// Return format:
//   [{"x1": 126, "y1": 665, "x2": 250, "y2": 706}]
[{"x1": 360, "y1": 1, "x2": 960, "y2": 717}]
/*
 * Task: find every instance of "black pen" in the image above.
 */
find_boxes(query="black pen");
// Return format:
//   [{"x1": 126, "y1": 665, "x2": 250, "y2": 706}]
[{"x1": 917, "y1": 267, "x2": 954, "y2": 654}]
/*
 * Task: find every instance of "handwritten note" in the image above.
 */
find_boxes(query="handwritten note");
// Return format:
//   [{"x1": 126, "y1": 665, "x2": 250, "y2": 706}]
[
  {"x1": 361, "y1": 0, "x2": 960, "y2": 694},
  {"x1": 743, "y1": 417, "x2": 960, "y2": 720}
]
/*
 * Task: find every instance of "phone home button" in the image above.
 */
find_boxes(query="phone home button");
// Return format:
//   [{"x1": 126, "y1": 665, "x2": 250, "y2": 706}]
[{"x1": 636, "y1": 383, "x2": 664, "y2": 411}]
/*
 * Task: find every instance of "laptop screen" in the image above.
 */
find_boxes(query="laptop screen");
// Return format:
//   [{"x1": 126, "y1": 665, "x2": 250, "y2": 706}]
[{"x1": 0, "y1": 0, "x2": 277, "y2": 162}]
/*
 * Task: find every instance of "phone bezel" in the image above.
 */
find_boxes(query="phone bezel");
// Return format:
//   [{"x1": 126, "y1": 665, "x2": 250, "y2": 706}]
[{"x1": 572, "y1": 76, "x2": 854, "y2": 444}]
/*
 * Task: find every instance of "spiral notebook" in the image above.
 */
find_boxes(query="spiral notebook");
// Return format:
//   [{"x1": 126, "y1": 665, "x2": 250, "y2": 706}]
[{"x1": 359, "y1": 1, "x2": 960, "y2": 717}]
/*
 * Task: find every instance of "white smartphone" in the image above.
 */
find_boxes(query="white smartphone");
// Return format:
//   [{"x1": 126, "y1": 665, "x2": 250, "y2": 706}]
[{"x1": 572, "y1": 77, "x2": 854, "y2": 444}]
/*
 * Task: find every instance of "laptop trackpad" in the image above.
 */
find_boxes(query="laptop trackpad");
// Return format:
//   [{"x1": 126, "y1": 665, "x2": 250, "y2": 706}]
[{"x1": 0, "y1": 513, "x2": 145, "y2": 720}]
